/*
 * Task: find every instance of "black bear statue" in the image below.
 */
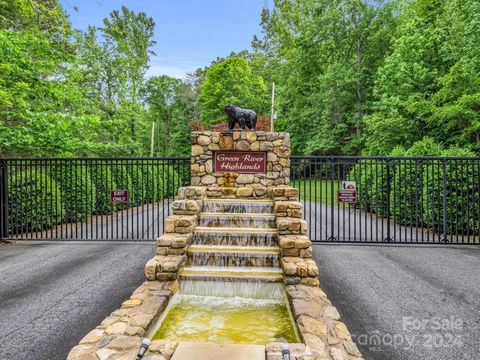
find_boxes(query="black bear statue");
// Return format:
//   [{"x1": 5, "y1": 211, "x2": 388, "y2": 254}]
[{"x1": 224, "y1": 104, "x2": 257, "y2": 131}]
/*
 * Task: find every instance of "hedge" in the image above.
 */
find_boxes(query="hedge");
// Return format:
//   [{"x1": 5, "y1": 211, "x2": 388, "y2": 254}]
[
  {"x1": 347, "y1": 160, "x2": 389, "y2": 217},
  {"x1": 389, "y1": 139, "x2": 443, "y2": 226},
  {"x1": 422, "y1": 149, "x2": 479, "y2": 235},
  {"x1": 349, "y1": 146, "x2": 479, "y2": 235},
  {"x1": 49, "y1": 162, "x2": 97, "y2": 222},
  {"x1": 88, "y1": 164, "x2": 118, "y2": 215},
  {"x1": 8, "y1": 170, "x2": 65, "y2": 234}
]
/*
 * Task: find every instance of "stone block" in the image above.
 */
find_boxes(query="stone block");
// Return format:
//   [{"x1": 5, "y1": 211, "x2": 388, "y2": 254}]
[
  {"x1": 298, "y1": 315, "x2": 328, "y2": 337},
  {"x1": 246, "y1": 132, "x2": 257, "y2": 142},
  {"x1": 164, "y1": 217, "x2": 175, "y2": 233},
  {"x1": 250, "y1": 141, "x2": 260, "y2": 151},
  {"x1": 273, "y1": 146, "x2": 290, "y2": 158},
  {"x1": 281, "y1": 248, "x2": 300, "y2": 257},
  {"x1": 300, "y1": 278, "x2": 320, "y2": 287},
  {"x1": 235, "y1": 139, "x2": 250, "y2": 151},
  {"x1": 205, "y1": 160, "x2": 213, "y2": 174},
  {"x1": 279, "y1": 236, "x2": 296, "y2": 249},
  {"x1": 323, "y1": 306, "x2": 341, "y2": 321},
  {"x1": 284, "y1": 276, "x2": 301, "y2": 285},
  {"x1": 236, "y1": 174, "x2": 255, "y2": 184},
  {"x1": 295, "y1": 236, "x2": 311, "y2": 249},
  {"x1": 201, "y1": 175, "x2": 216, "y2": 185},
  {"x1": 306, "y1": 260, "x2": 319, "y2": 276},
  {"x1": 281, "y1": 258, "x2": 297, "y2": 275},
  {"x1": 300, "y1": 247, "x2": 313, "y2": 258},
  {"x1": 197, "y1": 135, "x2": 211, "y2": 146},
  {"x1": 144, "y1": 258, "x2": 158, "y2": 280},
  {"x1": 259, "y1": 141, "x2": 274, "y2": 151},
  {"x1": 236, "y1": 187, "x2": 253, "y2": 197},
  {"x1": 302, "y1": 334, "x2": 329, "y2": 359},
  {"x1": 219, "y1": 135, "x2": 234, "y2": 150},
  {"x1": 192, "y1": 145, "x2": 204, "y2": 157},
  {"x1": 156, "y1": 272, "x2": 178, "y2": 281},
  {"x1": 274, "y1": 201, "x2": 303, "y2": 217},
  {"x1": 277, "y1": 218, "x2": 307, "y2": 235},
  {"x1": 254, "y1": 188, "x2": 267, "y2": 197}
]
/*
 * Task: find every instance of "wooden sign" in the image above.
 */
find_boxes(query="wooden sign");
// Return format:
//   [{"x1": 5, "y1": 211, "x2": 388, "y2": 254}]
[
  {"x1": 111, "y1": 190, "x2": 129, "y2": 203},
  {"x1": 214, "y1": 151, "x2": 267, "y2": 174}
]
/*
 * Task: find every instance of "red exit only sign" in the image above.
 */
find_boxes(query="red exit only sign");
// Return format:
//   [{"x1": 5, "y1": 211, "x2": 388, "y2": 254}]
[{"x1": 111, "y1": 190, "x2": 129, "y2": 203}]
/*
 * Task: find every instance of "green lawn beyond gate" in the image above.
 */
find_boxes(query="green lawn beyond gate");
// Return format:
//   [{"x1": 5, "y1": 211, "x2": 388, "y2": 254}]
[{"x1": 291, "y1": 180, "x2": 340, "y2": 206}]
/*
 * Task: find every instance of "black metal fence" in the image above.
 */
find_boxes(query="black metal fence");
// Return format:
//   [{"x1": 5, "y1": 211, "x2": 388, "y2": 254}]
[
  {"x1": 1, "y1": 156, "x2": 479, "y2": 244},
  {"x1": 291, "y1": 156, "x2": 480, "y2": 244},
  {"x1": 0, "y1": 158, "x2": 190, "y2": 241}
]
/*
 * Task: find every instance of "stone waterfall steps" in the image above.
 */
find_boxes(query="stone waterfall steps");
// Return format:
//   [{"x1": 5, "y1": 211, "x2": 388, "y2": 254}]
[
  {"x1": 198, "y1": 213, "x2": 276, "y2": 228},
  {"x1": 180, "y1": 199, "x2": 283, "y2": 283}
]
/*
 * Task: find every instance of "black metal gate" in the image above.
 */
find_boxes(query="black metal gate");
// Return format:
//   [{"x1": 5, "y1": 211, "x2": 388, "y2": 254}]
[
  {"x1": 1, "y1": 156, "x2": 479, "y2": 244},
  {"x1": 291, "y1": 156, "x2": 480, "y2": 244},
  {"x1": 0, "y1": 158, "x2": 190, "y2": 241}
]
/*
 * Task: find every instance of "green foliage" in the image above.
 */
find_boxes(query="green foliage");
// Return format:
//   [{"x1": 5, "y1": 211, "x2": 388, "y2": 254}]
[
  {"x1": 88, "y1": 165, "x2": 118, "y2": 215},
  {"x1": 0, "y1": 2, "x2": 167, "y2": 157},
  {"x1": 363, "y1": 0, "x2": 480, "y2": 155},
  {"x1": 348, "y1": 160, "x2": 389, "y2": 217},
  {"x1": 422, "y1": 148, "x2": 479, "y2": 235},
  {"x1": 8, "y1": 169, "x2": 65, "y2": 233},
  {"x1": 198, "y1": 57, "x2": 268, "y2": 124},
  {"x1": 350, "y1": 139, "x2": 479, "y2": 235},
  {"x1": 144, "y1": 76, "x2": 194, "y2": 156},
  {"x1": 388, "y1": 138, "x2": 443, "y2": 225},
  {"x1": 256, "y1": 0, "x2": 397, "y2": 155},
  {"x1": 49, "y1": 163, "x2": 97, "y2": 222},
  {"x1": 2, "y1": 0, "x2": 480, "y2": 159}
]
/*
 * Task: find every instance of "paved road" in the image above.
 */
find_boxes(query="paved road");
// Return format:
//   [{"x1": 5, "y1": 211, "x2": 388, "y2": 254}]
[
  {"x1": 1, "y1": 242, "x2": 478, "y2": 360},
  {"x1": 303, "y1": 201, "x2": 479, "y2": 244},
  {"x1": 0, "y1": 241, "x2": 155, "y2": 360},
  {"x1": 313, "y1": 244, "x2": 480, "y2": 360}
]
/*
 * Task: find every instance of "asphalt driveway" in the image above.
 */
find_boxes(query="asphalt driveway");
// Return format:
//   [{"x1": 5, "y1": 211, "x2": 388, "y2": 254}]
[
  {"x1": 0, "y1": 241, "x2": 478, "y2": 360},
  {"x1": 0, "y1": 241, "x2": 155, "y2": 360},
  {"x1": 314, "y1": 244, "x2": 480, "y2": 360}
]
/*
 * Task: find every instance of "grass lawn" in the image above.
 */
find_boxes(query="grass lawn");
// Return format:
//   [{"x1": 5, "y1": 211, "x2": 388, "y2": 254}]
[{"x1": 291, "y1": 179, "x2": 340, "y2": 206}]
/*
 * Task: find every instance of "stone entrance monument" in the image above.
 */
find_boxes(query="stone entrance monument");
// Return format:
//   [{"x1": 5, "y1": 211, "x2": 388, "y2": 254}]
[{"x1": 67, "y1": 129, "x2": 363, "y2": 360}]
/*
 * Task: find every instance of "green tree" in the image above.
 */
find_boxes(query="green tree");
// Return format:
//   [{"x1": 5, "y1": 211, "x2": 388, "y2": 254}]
[
  {"x1": 101, "y1": 6, "x2": 156, "y2": 140},
  {"x1": 254, "y1": 0, "x2": 397, "y2": 155},
  {"x1": 364, "y1": 0, "x2": 480, "y2": 155},
  {"x1": 198, "y1": 57, "x2": 269, "y2": 124},
  {"x1": 144, "y1": 75, "x2": 194, "y2": 156}
]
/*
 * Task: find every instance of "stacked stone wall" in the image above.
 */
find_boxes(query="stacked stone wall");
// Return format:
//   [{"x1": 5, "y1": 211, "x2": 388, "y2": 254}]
[
  {"x1": 271, "y1": 187, "x2": 319, "y2": 287},
  {"x1": 191, "y1": 131, "x2": 291, "y2": 187}
]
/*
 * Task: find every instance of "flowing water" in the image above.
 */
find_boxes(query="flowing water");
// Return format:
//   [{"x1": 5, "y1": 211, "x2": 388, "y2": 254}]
[
  {"x1": 150, "y1": 198, "x2": 299, "y2": 344},
  {"x1": 202, "y1": 199, "x2": 274, "y2": 214},
  {"x1": 151, "y1": 281, "x2": 298, "y2": 345}
]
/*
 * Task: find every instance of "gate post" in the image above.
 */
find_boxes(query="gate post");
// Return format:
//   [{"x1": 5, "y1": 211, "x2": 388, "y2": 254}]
[
  {"x1": 385, "y1": 158, "x2": 392, "y2": 242},
  {"x1": 0, "y1": 160, "x2": 8, "y2": 240},
  {"x1": 442, "y1": 159, "x2": 448, "y2": 242}
]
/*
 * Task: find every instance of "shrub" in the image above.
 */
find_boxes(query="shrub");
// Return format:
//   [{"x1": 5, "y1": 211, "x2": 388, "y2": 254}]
[
  {"x1": 156, "y1": 164, "x2": 181, "y2": 199},
  {"x1": 347, "y1": 159, "x2": 389, "y2": 217},
  {"x1": 49, "y1": 162, "x2": 97, "y2": 222},
  {"x1": 8, "y1": 170, "x2": 65, "y2": 234},
  {"x1": 389, "y1": 138, "x2": 442, "y2": 226},
  {"x1": 125, "y1": 162, "x2": 163, "y2": 205},
  {"x1": 422, "y1": 148, "x2": 479, "y2": 236},
  {"x1": 88, "y1": 164, "x2": 118, "y2": 215}
]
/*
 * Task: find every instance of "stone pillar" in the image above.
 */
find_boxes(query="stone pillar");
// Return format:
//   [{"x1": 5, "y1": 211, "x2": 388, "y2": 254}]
[{"x1": 190, "y1": 131, "x2": 291, "y2": 188}]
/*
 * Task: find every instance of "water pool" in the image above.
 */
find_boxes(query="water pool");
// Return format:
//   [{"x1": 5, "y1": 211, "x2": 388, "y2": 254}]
[{"x1": 150, "y1": 281, "x2": 298, "y2": 345}]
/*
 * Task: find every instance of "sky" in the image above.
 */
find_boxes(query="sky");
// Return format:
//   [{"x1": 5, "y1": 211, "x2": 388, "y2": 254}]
[{"x1": 59, "y1": 0, "x2": 266, "y2": 79}]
